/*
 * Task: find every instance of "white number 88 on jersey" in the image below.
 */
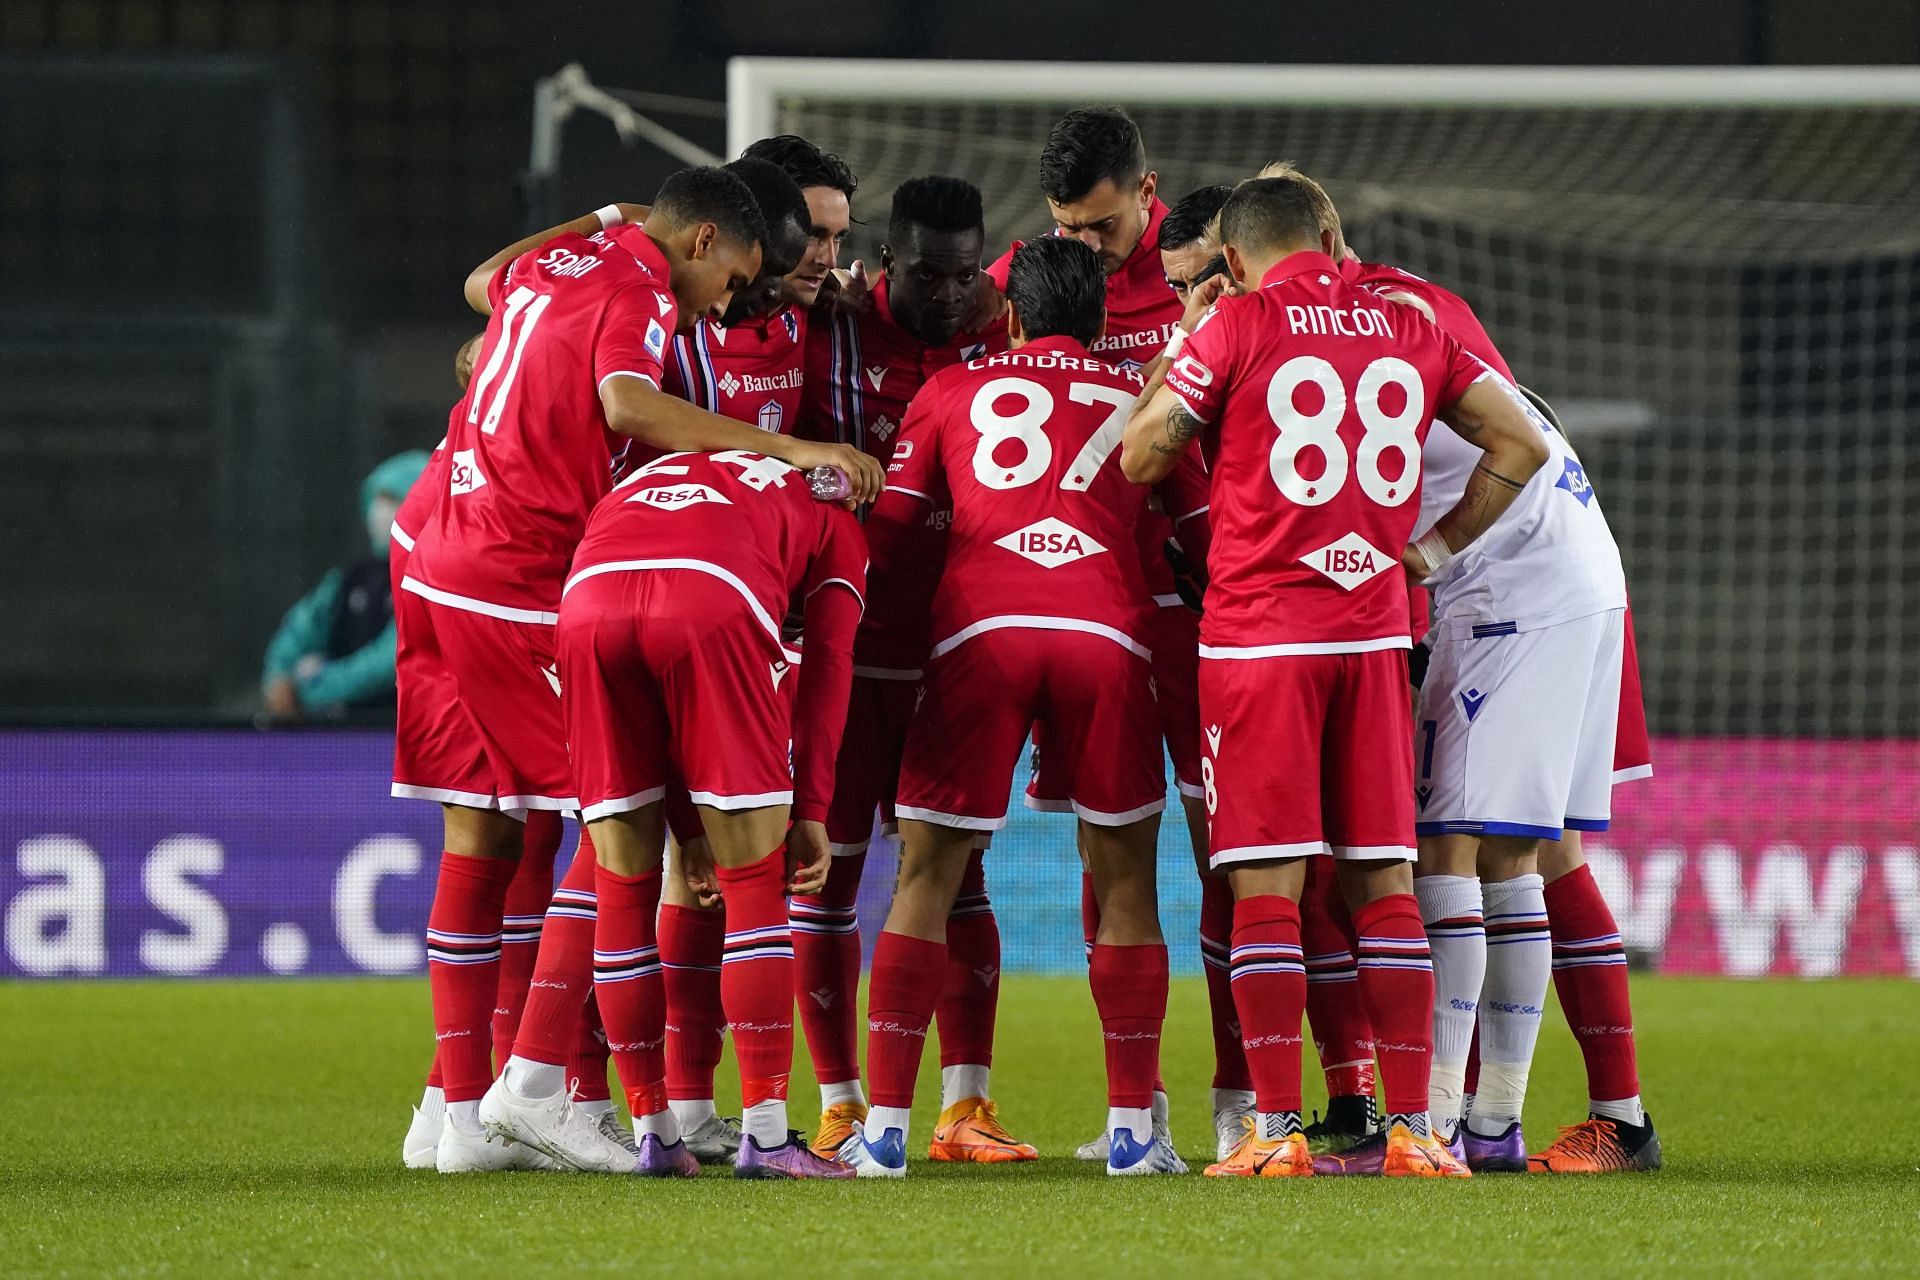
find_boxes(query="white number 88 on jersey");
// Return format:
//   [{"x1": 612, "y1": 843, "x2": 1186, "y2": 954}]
[{"x1": 1266, "y1": 355, "x2": 1425, "y2": 508}]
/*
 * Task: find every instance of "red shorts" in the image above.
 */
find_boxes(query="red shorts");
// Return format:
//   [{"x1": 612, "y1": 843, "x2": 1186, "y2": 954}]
[
  {"x1": 824, "y1": 673, "x2": 918, "y2": 854},
  {"x1": 898, "y1": 628, "x2": 1165, "y2": 830},
  {"x1": 391, "y1": 577, "x2": 574, "y2": 813},
  {"x1": 661, "y1": 642, "x2": 803, "y2": 846},
  {"x1": 1199, "y1": 647, "x2": 1415, "y2": 869},
  {"x1": 560, "y1": 569, "x2": 791, "y2": 822},
  {"x1": 1612, "y1": 605, "x2": 1653, "y2": 783},
  {"x1": 1027, "y1": 602, "x2": 1201, "y2": 811}
]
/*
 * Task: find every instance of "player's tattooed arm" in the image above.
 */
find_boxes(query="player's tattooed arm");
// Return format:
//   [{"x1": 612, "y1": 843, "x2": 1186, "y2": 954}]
[
  {"x1": 1121, "y1": 378, "x2": 1199, "y2": 484},
  {"x1": 1416, "y1": 377, "x2": 1553, "y2": 571},
  {"x1": 1156, "y1": 401, "x2": 1205, "y2": 456}
]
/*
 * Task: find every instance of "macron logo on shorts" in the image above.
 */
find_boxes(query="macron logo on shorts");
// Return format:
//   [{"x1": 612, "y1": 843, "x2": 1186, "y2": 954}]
[
  {"x1": 1205, "y1": 724, "x2": 1222, "y2": 756},
  {"x1": 1300, "y1": 532, "x2": 1393, "y2": 591},
  {"x1": 1460, "y1": 687, "x2": 1488, "y2": 722},
  {"x1": 994, "y1": 517, "x2": 1107, "y2": 569}
]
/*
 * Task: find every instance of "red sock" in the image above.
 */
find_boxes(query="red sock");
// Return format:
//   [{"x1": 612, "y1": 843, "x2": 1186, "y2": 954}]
[
  {"x1": 1198, "y1": 874, "x2": 1250, "y2": 1092},
  {"x1": 937, "y1": 849, "x2": 999, "y2": 1072},
  {"x1": 1229, "y1": 894, "x2": 1306, "y2": 1115},
  {"x1": 1545, "y1": 863, "x2": 1641, "y2": 1102},
  {"x1": 660, "y1": 903, "x2": 727, "y2": 1101},
  {"x1": 1465, "y1": 1029, "x2": 1480, "y2": 1097},
  {"x1": 426, "y1": 1056, "x2": 442, "y2": 1090},
  {"x1": 1080, "y1": 870, "x2": 1099, "y2": 963},
  {"x1": 865, "y1": 930, "x2": 945, "y2": 1108},
  {"x1": 790, "y1": 852, "x2": 865, "y2": 1087},
  {"x1": 493, "y1": 811, "x2": 562, "y2": 1071},
  {"x1": 593, "y1": 864, "x2": 666, "y2": 1119},
  {"x1": 425, "y1": 852, "x2": 518, "y2": 1102},
  {"x1": 571, "y1": 993, "x2": 611, "y2": 1103},
  {"x1": 715, "y1": 849, "x2": 796, "y2": 1109},
  {"x1": 509, "y1": 835, "x2": 596, "y2": 1069},
  {"x1": 1302, "y1": 860, "x2": 1376, "y2": 1098},
  {"x1": 1352, "y1": 893, "x2": 1435, "y2": 1118},
  {"x1": 1090, "y1": 943, "x2": 1168, "y2": 1108}
]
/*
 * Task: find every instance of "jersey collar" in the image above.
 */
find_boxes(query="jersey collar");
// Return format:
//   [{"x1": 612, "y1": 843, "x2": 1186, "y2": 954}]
[
  {"x1": 1260, "y1": 250, "x2": 1340, "y2": 290},
  {"x1": 609, "y1": 224, "x2": 673, "y2": 282},
  {"x1": 1013, "y1": 333, "x2": 1094, "y2": 360}
]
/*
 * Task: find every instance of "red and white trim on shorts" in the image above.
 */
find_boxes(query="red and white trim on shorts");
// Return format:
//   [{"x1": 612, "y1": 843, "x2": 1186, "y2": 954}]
[
  {"x1": 929, "y1": 615, "x2": 1151, "y2": 662},
  {"x1": 580, "y1": 785, "x2": 669, "y2": 823},
  {"x1": 1331, "y1": 843, "x2": 1417, "y2": 861},
  {"x1": 828, "y1": 837, "x2": 870, "y2": 858},
  {"x1": 564, "y1": 558, "x2": 784, "y2": 643},
  {"x1": 893, "y1": 803, "x2": 1005, "y2": 833},
  {"x1": 1209, "y1": 839, "x2": 1330, "y2": 869},
  {"x1": 400, "y1": 576, "x2": 560, "y2": 625},
  {"x1": 390, "y1": 521, "x2": 416, "y2": 552},
  {"x1": 1612, "y1": 764, "x2": 1654, "y2": 784},
  {"x1": 1175, "y1": 778, "x2": 1206, "y2": 801},
  {"x1": 1022, "y1": 794, "x2": 1075, "y2": 815},
  {"x1": 1152, "y1": 593, "x2": 1185, "y2": 608},
  {"x1": 1198, "y1": 634, "x2": 1409, "y2": 660},
  {"x1": 688, "y1": 788, "x2": 794, "y2": 811},
  {"x1": 1072, "y1": 797, "x2": 1166, "y2": 826}
]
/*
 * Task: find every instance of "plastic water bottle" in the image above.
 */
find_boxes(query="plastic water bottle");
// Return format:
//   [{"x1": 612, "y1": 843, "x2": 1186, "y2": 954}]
[{"x1": 805, "y1": 465, "x2": 853, "y2": 502}]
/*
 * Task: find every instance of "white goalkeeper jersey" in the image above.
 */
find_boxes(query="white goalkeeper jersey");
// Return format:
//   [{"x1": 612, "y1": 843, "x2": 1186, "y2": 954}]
[{"x1": 1414, "y1": 370, "x2": 1627, "y2": 635}]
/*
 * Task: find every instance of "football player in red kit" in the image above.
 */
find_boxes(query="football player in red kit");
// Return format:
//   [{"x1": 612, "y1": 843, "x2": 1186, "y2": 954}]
[
  {"x1": 841, "y1": 239, "x2": 1201, "y2": 1177},
  {"x1": 395, "y1": 165, "x2": 879, "y2": 1174},
  {"x1": 479, "y1": 449, "x2": 866, "y2": 1180},
  {"x1": 1122, "y1": 176, "x2": 1549, "y2": 1177},
  {"x1": 987, "y1": 112, "x2": 1251, "y2": 1162},
  {"x1": 797, "y1": 176, "x2": 1029, "y2": 1162}
]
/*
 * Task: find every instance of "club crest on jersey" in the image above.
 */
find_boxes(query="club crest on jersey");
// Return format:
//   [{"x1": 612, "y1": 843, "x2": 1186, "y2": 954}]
[
  {"x1": 644, "y1": 318, "x2": 667, "y2": 360},
  {"x1": 448, "y1": 449, "x2": 486, "y2": 495},
  {"x1": 717, "y1": 372, "x2": 741, "y2": 398},
  {"x1": 1300, "y1": 532, "x2": 1393, "y2": 591},
  {"x1": 626, "y1": 482, "x2": 732, "y2": 511},
  {"x1": 994, "y1": 517, "x2": 1107, "y2": 569},
  {"x1": 1555, "y1": 458, "x2": 1594, "y2": 506},
  {"x1": 757, "y1": 400, "x2": 784, "y2": 433}
]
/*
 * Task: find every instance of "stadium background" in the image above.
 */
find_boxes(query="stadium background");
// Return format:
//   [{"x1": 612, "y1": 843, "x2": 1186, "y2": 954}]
[{"x1": 3, "y1": 0, "x2": 1918, "y2": 982}]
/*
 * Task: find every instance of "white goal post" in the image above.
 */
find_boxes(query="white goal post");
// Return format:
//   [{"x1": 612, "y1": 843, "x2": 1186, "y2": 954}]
[{"x1": 723, "y1": 59, "x2": 1920, "y2": 743}]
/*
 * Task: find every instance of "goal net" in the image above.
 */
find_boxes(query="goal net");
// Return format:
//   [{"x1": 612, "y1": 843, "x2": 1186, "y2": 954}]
[{"x1": 724, "y1": 61, "x2": 1920, "y2": 977}]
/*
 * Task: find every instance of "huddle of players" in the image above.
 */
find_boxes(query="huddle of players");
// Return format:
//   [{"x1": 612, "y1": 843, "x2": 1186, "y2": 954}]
[{"x1": 393, "y1": 107, "x2": 1661, "y2": 1181}]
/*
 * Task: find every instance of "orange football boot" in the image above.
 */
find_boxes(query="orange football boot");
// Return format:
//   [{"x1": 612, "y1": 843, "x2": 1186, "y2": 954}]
[
  {"x1": 1204, "y1": 1127, "x2": 1313, "y2": 1178},
  {"x1": 1528, "y1": 1116, "x2": 1662, "y2": 1173},
  {"x1": 926, "y1": 1098, "x2": 1038, "y2": 1162},
  {"x1": 808, "y1": 1101, "x2": 869, "y2": 1159},
  {"x1": 1381, "y1": 1123, "x2": 1472, "y2": 1178}
]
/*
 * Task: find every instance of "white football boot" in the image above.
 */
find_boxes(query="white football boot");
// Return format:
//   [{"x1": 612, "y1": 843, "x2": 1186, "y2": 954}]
[{"x1": 477, "y1": 1077, "x2": 640, "y2": 1174}]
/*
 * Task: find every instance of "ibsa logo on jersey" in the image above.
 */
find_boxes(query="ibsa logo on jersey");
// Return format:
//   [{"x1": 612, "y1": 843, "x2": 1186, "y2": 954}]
[
  {"x1": 1555, "y1": 458, "x2": 1594, "y2": 506},
  {"x1": 448, "y1": 449, "x2": 486, "y2": 496},
  {"x1": 626, "y1": 483, "x2": 732, "y2": 511},
  {"x1": 1300, "y1": 532, "x2": 1393, "y2": 591},
  {"x1": 994, "y1": 517, "x2": 1108, "y2": 569}
]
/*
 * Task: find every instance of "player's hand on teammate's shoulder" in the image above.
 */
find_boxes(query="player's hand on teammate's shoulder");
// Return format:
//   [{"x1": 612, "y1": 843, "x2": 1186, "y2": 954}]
[{"x1": 786, "y1": 820, "x2": 833, "y2": 895}]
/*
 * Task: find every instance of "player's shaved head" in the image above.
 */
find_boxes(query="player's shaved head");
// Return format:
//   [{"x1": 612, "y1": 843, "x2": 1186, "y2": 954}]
[
  {"x1": 1040, "y1": 107, "x2": 1145, "y2": 205},
  {"x1": 1005, "y1": 237, "x2": 1106, "y2": 348},
  {"x1": 651, "y1": 164, "x2": 768, "y2": 249},
  {"x1": 1255, "y1": 161, "x2": 1345, "y2": 258},
  {"x1": 884, "y1": 176, "x2": 987, "y2": 346},
  {"x1": 1217, "y1": 177, "x2": 1327, "y2": 279},
  {"x1": 1160, "y1": 185, "x2": 1232, "y2": 254}
]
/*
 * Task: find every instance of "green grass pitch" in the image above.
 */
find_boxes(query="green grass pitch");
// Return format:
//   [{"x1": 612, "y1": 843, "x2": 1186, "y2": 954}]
[{"x1": 2, "y1": 976, "x2": 1916, "y2": 1277}]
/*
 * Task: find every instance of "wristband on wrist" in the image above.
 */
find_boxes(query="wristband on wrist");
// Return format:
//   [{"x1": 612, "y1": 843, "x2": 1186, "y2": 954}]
[
  {"x1": 1163, "y1": 328, "x2": 1188, "y2": 361},
  {"x1": 1411, "y1": 528, "x2": 1455, "y2": 581},
  {"x1": 593, "y1": 204, "x2": 624, "y2": 231}
]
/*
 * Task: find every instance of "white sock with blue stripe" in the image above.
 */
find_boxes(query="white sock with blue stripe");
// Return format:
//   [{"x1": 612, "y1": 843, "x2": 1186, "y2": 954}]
[
  {"x1": 1414, "y1": 874, "x2": 1484, "y2": 1141},
  {"x1": 1472, "y1": 872, "x2": 1551, "y2": 1137}
]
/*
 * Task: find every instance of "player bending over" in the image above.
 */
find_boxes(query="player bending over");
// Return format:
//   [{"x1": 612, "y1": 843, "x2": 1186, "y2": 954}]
[
  {"x1": 478, "y1": 448, "x2": 867, "y2": 1180},
  {"x1": 840, "y1": 238, "x2": 1199, "y2": 1177},
  {"x1": 798, "y1": 177, "x2": 1031, "y2": 1162},
  {"x1": 398, "y1": 165, "x2": 878, "y2": 1174},
  {"x1": 1121, "y1": 176, "x2": 1548, "y2": 1178}
]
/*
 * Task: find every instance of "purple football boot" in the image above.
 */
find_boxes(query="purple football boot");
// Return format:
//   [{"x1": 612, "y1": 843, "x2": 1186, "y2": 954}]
[
  {"x1": 1311, "y1": 1130, "x2": 1388, "y2": 1176},
  {"x1": 1463, "y1": 1121, "x2": 1528, "y2": 1173},
  {"x1": 734, "y1": 1131, "x2": 857, "y2": 1180},
  {"x1": 635, "y1": 1133, "x2": 701, "y2": 1178}
]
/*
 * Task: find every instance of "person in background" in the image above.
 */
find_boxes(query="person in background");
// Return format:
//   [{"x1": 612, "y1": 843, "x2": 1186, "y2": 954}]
[{"x1": 261, "y1": 449, "x2": 432, "y2": 720}]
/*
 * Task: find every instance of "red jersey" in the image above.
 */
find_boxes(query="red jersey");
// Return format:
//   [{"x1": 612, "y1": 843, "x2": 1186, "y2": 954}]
[
  {"x1": 1341, "y1": 258, "x2": 1515, "y2": 382},
  {"x1": 567, "y1": 449, "x2": 868, "y2": 820},
  {"x1": 869, "y1": 335, "x2": 1199, "y2": 660},
  {"x1": 405, "y1": 224, "x2": 678, "y2": 620},
  {"x1": 391, "y1": 412, "x2": 451, "y2": 553},
  {"x1": 1166, "y1": 250, "x2": 1486, "y2": 655},
  {"x1": 802, "y1": 277, "x2": 1009, "y2": 461},
  {"x1": 662, "y1": 303, "x2": 809, "y2": 436},
  {"x1": 986, "y1": 200, "x2": 1204, "y2": 601}
]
